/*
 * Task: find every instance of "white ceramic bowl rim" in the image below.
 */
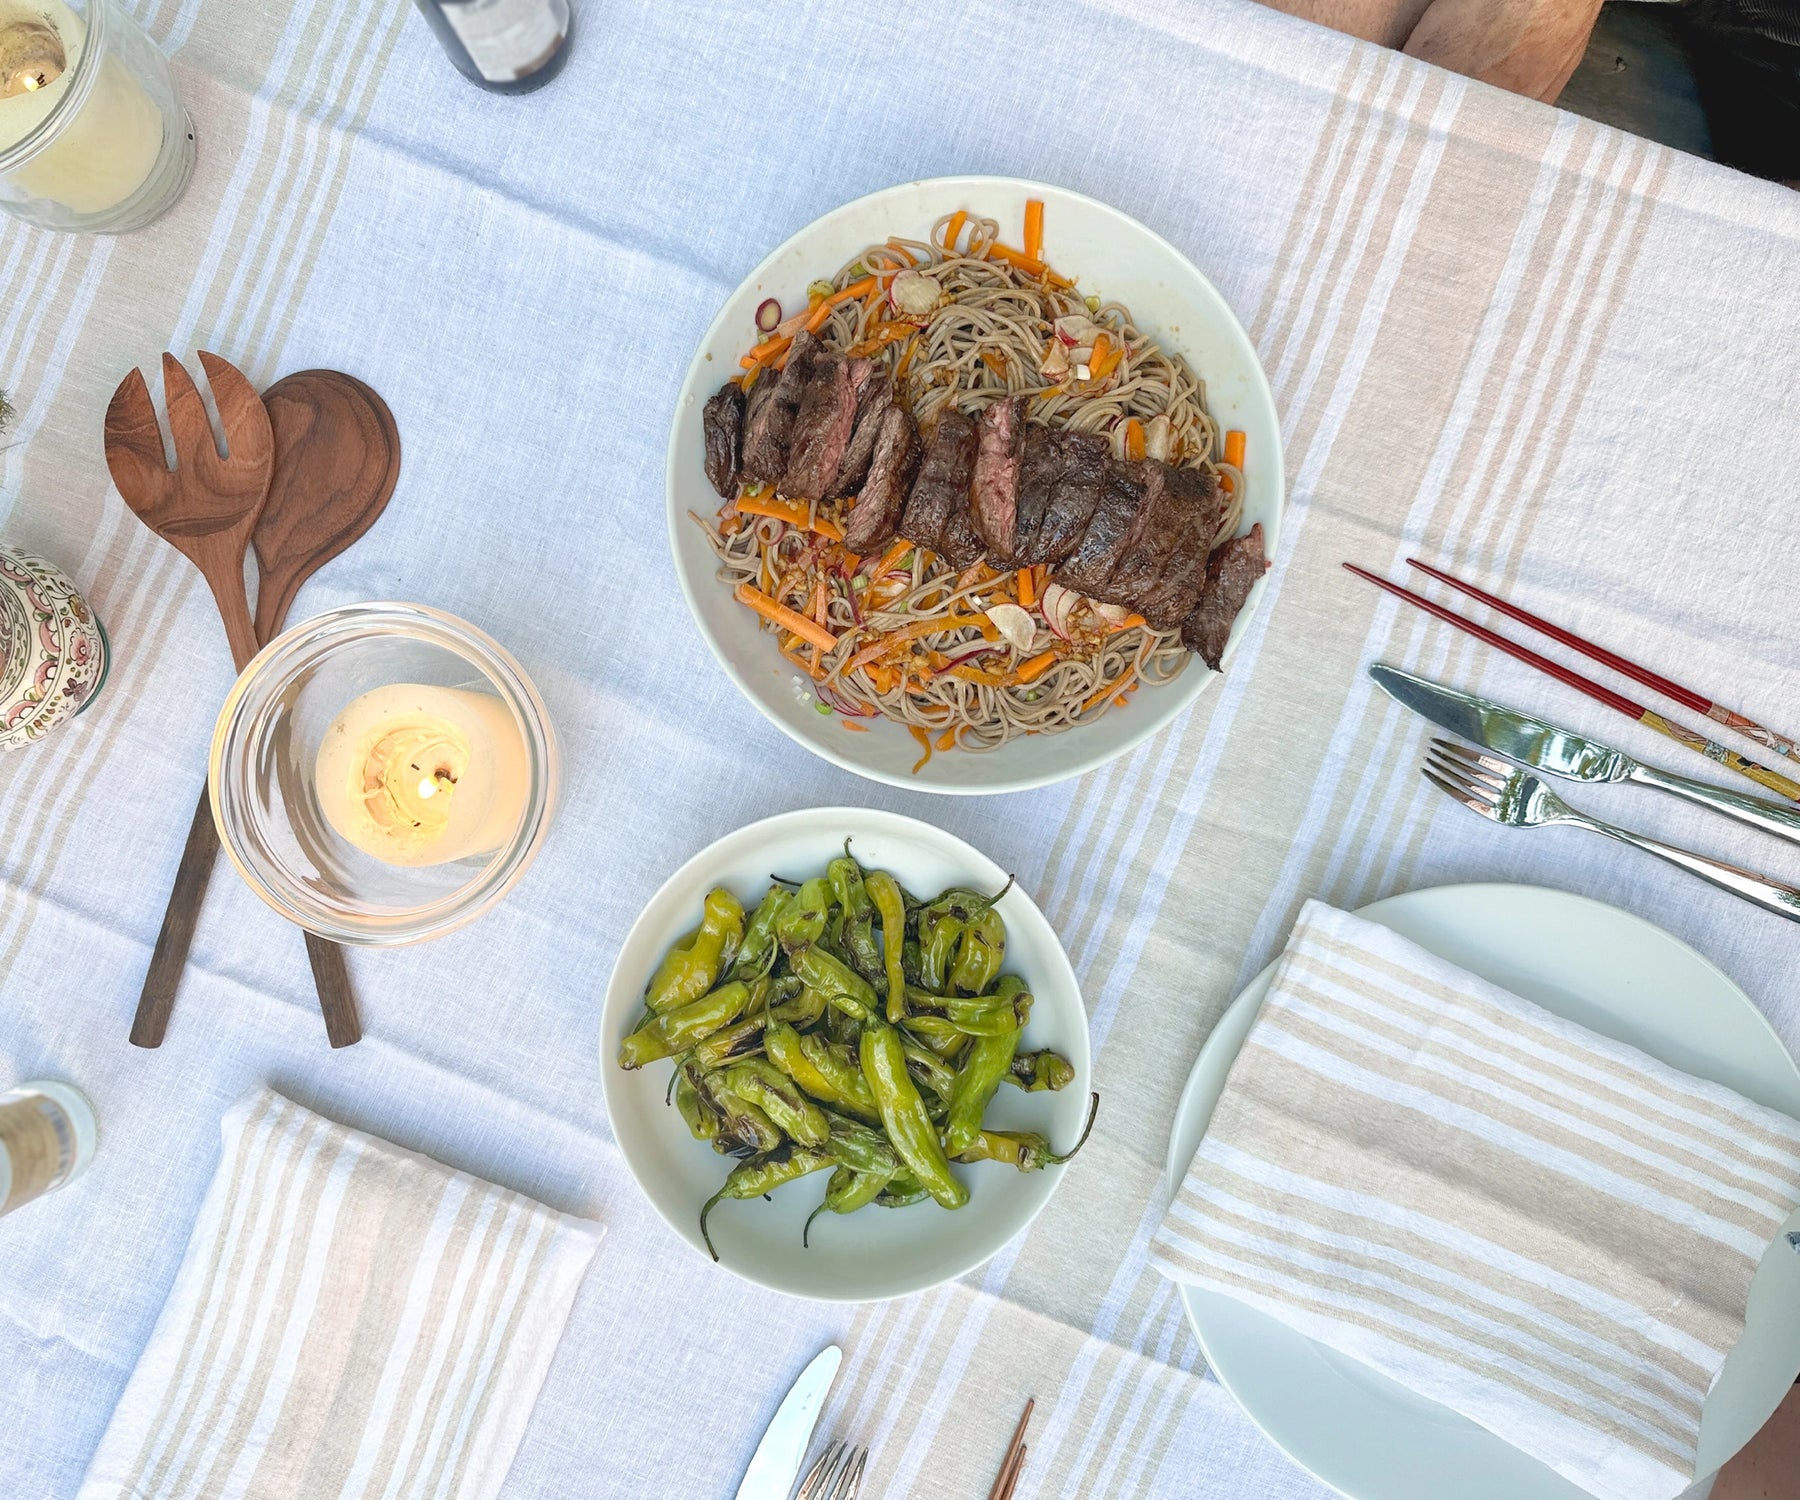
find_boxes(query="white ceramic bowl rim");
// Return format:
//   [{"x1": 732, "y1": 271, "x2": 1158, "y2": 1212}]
[
  {"x1": 208, "y1": 600, "x2": 558, "y2": 946},
  {"x1": 666, "y1": 174, "x2": 1285, "y2": 796}
]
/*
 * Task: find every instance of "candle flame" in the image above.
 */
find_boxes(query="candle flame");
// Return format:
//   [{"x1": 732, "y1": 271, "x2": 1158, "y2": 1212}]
[{"x1": 417, "y1": 777, "x2": 438, "y2": 799}]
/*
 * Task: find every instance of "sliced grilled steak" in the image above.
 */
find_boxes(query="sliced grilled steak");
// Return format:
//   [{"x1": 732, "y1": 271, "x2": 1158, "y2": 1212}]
[
  {"x1": 1020, "y1": 429, "x2": 1107, "y2": 566},
  {"x1": 1182, "y1": 523, "x2": 1267, "y2": 669},
  {"x1": 1012, "y1": 423, "x2": 1060, "y2": 562},
  {"x1": 702, "y1": 383, "x2": 746, "y2": 499},
  {"x1": 936, "y1": 488, "x2": 987, "y2": 569},
  {"x1": 842, "y1": 406, "x2": 919, "y2": 554},
  {"x1": 900, "y1": 411, "x2": 980, "y2": 558},
  {"x1": 783, "y1": 354, "x2": 862, "y2": 501},
  {"x1": 1107, "y1": 463, "x2": 1225, "y2": 623},
  {"x1": 740, "y1": 329, "x2": 822, "y2": 486},
  {"x1": 833, "y1": 368, "x2": 893, "y2": 496},
  {"x1": 969, "y1": 396, "x2": 1027, "y2": 563},
  {"x1": 1053, "y1": 458, "x2": 1153, "y2": 596}
]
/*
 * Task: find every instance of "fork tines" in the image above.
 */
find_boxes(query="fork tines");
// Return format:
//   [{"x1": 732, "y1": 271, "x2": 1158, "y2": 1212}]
[
  {"x1": 1422, "y1": 739, "x2": 1512, "y2": 815},
  {"x1": 798, "y1": 1439, "x2": 867, "y2": 1500}
]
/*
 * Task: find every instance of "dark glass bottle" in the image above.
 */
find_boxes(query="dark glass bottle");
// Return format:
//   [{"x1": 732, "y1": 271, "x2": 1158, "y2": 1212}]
[{"x1": 414, "y1": 0, "x2": 572, "y2": 93}]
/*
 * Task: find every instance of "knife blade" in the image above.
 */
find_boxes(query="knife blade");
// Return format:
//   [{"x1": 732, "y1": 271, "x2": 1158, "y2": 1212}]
[
  {"x1": 1370, "y1": 663, "x2": 1800, "y2": 847},
  {"x1": 734, "y1": 1345, "x2": 842, "y2": 1500}
]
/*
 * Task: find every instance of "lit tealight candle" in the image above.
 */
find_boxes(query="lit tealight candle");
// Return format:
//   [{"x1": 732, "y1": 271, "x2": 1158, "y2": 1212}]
[
  {"x1": 314, "y1": 683, "x2": 529, "y2": 868},
  {"x1": 0, "y1": 0, "x2": 162, "y2": 216}
]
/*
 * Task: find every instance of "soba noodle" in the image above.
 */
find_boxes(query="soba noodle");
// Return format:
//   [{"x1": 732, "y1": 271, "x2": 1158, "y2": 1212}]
[{"x1": 698, "y1": 212, "x2": 1244, "y2": 756}]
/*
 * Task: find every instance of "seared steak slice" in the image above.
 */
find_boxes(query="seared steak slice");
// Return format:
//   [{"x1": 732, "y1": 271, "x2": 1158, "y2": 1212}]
[
  {"x1": 901, "y1": 411, "x2": 979, "y2": 557},
  {"x1": 702, "y1": 383, "x2": 746, "y2": 499},
  {"x1": 969, "y1": 396, "x2": 1027, "y2": 563},
  {"x1": 1012, "y1": 423, "x2": 1060, "y2": 562},
  {"x1": 1054, "y1": 458, "x2": 1153, "y2": 596},
  {"x1": 1135, "y1": 465, "x2": 1225, "y2": 628},
  {"x1": 833, "y1": 368, "x2": 893, "y2": 496},
  {"x1": 783, "y1": 354, "x2": 861, "y2": 501},
  {"x1": 1108, "y1": 463, "x2": 1225, "y2": 622},
  {"x1": 842, "y1": 406, "x2": 919, "y2": 554},
  {"x1": 1021, "y1": 429, "x2": 1107, "y2": 566},
  {"x1": 936, "y1": 490, "x2": 986, "y2": 569},
  {"x1": 1182, "y1": 524, "x2": 1267, "y2": 669},
  {"x1": 740, "y1": 330, "x2": 823, "y2": 486}
]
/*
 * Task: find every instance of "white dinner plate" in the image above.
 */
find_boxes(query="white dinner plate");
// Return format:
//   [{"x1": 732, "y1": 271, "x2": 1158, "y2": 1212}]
[
  {"x1": 600, "y1": 806, "x2": 1092, "y2": 1301},
  {"x1": 665, "y1": 174, "x2": 1285, "y2": 794},
  {"x1": 1162, "y1": 883, "x2": 1800, "y2": 1500}
]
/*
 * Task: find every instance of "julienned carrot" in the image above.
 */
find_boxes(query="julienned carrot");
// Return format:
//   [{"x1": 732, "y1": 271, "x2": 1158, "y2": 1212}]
[
  {"x1": 848, "y1": 324, "x2": 913, "y2": 358},
  {"x1": 841, "y1": 720, "x2": 869, "y2": 732},
  {"x1": 740, "y1": 335, "x2": 791, "y2": 371},
  {"x1": 1016, "y1": 567, "x2": 1037, "y2": 608},
  {"x1": 1082, "y1": 666, "x2": 1137, "y2": 714},
  {"x1": 1122, "y1": 417, "x2": 1145, "y2": 462},
  {"x1": 895, "y1": 335, "x2": 920, "y2": 381},
  {"x1": 909, "y1": 725, "x2": 933, "y2": 774},
  {"x1": 1224, "y1": 429, "x2": 1246, "y2": 469},
  {"x1": 986, "y1": 242, "x2": 1073, "y2": 287},
  {"x1": 843, "y1": 613, "x2": 995, "y2": 674},
  {"x1": 980, "y1": 349, "x2": 1007, "y2": 378},
  {"x1": 944, "y1": 210, "x2": 968, "y2": 255},
  {"x1": 874, "y1": 539, "x2": 913, "y2": 577},
  {"x1": 1016, "y1": 649, "x2": 1059, "y2": 684},
  {"x1": 1023, "y1": 199, "x2": 1044, "y2": 263},
  {"x1": 805, "y1": 275, "x2": 880, "y2": 333},
  {"x1": 1108, "y1": 612, "x2": 1147, "y2": 633},
  {"x1": 736, "y1": 492, "x2": 845, "y2": 541},
  {"x1": 735, "y1": 582, "x2": 838, "y2": 652},
  {"x1": 1089, "y1": 335, "x2": 1124, "y2": 382},
  {"x1": 935, "y1": 727, "x2": 957, "y2": 751}
]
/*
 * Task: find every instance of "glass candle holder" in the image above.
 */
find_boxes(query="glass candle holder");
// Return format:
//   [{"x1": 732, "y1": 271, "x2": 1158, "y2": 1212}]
[
  {"x1": 0, "y1": 1080, "x2": 96, "y2": 1217},
  {"x1": 0, "y1": 0, "x2": 194, "y2": 234}
]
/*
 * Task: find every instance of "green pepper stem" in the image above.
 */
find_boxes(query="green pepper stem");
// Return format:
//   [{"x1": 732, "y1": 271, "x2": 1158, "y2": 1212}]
[
  {"x1": 700, "y1": 1188, "x2": 727, "y2": 1262},
  {"x1": 1052, "y1": 1092, "x2": 1101, "y2": 1165}
]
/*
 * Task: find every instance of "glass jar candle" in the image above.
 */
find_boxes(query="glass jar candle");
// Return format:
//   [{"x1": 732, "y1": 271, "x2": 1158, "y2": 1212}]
[
  {"x1": 0, "y1": 0, "x2": 193, "y2": 233},
  {"x1": 0, "y1": 1080, "x2": 96, "y2": 1217}
]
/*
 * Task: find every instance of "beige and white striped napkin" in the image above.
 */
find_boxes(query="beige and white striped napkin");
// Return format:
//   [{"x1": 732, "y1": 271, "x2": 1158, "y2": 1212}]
[
  {"x1": 78, "y1": 1087, "x2": 602, "y2": 1500},
  {"x1": 1151, "y1": 900, "x2": 1800, "y2": 1500}
]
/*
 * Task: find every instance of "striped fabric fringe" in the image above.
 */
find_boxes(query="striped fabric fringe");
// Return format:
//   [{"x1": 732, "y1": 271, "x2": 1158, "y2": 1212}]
[
  {"x1": 79, "y1": 1088, "x2": 602, "y2": 1500},
  {"x1": 1150, "y1": 901, "x2": 1800, "y2": 1500}
]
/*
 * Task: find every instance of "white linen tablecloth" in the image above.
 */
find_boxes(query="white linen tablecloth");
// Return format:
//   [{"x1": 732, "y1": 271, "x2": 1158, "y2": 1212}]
[{"x1": 3, "y1": 1, "x2": 1800, "y2": 1496}]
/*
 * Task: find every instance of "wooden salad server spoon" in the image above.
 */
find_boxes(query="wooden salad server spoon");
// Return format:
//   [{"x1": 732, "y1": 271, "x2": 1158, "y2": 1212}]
[{"x1": 109, "y1": 358, "x2": 399, "y2": 1049}]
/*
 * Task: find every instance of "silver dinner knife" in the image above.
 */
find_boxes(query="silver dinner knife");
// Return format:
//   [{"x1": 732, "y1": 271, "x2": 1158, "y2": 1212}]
[
  {"x1": 1370, "y1": 663, "x2": 1800, "y2": 847},
  {"x1": 734, "y1": 1345, "x2": 842, "y2": 1500}
]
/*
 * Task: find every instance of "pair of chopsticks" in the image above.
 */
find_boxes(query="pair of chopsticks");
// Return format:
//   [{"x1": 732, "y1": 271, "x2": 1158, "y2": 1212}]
[
  {"x1": 986, "y1": 1399, "x2": 1032, "y2": 1500},
  {"x1": 1344, "y1": 558, "x2": 1800, "y2": 803}
]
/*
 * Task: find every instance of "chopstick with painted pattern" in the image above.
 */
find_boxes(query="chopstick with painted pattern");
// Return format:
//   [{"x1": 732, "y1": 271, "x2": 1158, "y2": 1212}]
[
  {"x1": 1342, "y1": 562, "x2": 1800, "y2": 803},
  {"x1": 1405, "y1": 557, "x2": 1800, "y2": 762}
]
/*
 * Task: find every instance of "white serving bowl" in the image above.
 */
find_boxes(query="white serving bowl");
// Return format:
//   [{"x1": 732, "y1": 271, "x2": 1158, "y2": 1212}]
[
  {"x1": 598, "y1": 806, "x2": 1091, "y2": 1301},
  {"x1": 666, "y1": 174, "x2": 1284, "y2": 794}
]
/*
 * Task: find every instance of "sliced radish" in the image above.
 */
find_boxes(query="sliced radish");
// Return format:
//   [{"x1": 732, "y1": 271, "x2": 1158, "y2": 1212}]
[
  {"x1": 888, "y1": 269, "x2": 943, "y2": 321},
  {"x1": 1039, "y1": 342, "x2": 1070, "y2": 381},
  {"x1": 939, "y1": 638, "x2": 995, "y2": 668},
  {"x1": 985, "y1": 603, "x2": 1035, "y2": 653},
  {"x1": 1041, "y1": 583, "x2": 1078, "y2": 640},
  {"x1": 1053, "y1": 314, "x2": 1105, "y2": 347},
  {"x1": 755, "y1": 298, "x2": 782, "y2": 333},
  {"x1": 1143, "y1": 413, "x2": 1172, "y2": 462}
]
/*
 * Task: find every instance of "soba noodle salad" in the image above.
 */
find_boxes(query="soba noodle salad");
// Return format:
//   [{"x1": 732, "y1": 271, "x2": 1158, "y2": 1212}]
[{"x1": 694, "y1": 203, "x2": 1248, "y2": 771}]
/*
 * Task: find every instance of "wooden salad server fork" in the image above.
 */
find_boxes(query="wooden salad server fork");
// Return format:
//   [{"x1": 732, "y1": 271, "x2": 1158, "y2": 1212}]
[{"x1": 106, "y1": 355, "x2": 379, "y2": 1049}]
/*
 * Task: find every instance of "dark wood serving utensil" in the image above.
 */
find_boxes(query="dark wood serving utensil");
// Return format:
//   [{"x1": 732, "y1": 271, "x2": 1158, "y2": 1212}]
[{"x1": 110, "y1": 358, "x2": 400, "y2": 1049}]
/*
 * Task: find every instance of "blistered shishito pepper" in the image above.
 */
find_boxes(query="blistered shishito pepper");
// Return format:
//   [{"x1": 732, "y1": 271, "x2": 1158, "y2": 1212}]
[
  {"x1": 1004, "y1": 1050, "x2": 1076, "y2": 1092},
  {"x1": 804, "y1": 1165, "x2": 894, "y2": 1246},
  {"x1": 948, "y1": 907, "x2": 1006, "y2": 996},
  {"x1": 772, "y1": 985, "x2": 827, "y2": 1028},
  {"x1": 618, "y1": 979, "x2": 754, "y2": 1069},
  {"x1": 700, "y1": 1146, "x2": 833, "y2": 1260},
  {"x1": 766, "y1": 1021, "x2": 879, "y2": 1124},
  {"x1": 876, "y1": 1169, "x2": 930, "y2": 1208},
  {"x1": 956, "y1": 1093, "x2": 1100, "y2": 1172},
  {"x1": 864, "y1": 869, "x2": 909, "y2": 1023},
  {"x1": 698, "y1": 1070, "x2": 783, "y2": 1156},
  {"x1": 723, "y1": 1058, "x2": 832, "y2": 1147},
  {"x1": 916, "y1": 878, "x2": 1014, "y2": 993},
  {"x1": 861, "y1": 1022, "x2": 968, "y2": 1210},
  {"x1": 828, "y1": 843, "x2": 885, "y2": 987},
  {"x1": 901, "y1": 935, "x2": 925, "y2": 988},
  {"x1": 822, "y1": 1111, "x2": 899, "y2": 1178},
  {"x1": 791, "y1": 946, "x2": 879, "y2": 1020},
  {"x1": 645, "y1": 888, "x2": 744, "y2": 1012},
  {"x1": 734, "y1": 886, "x2": 793, "y2": 981},
  {"x1": 674, "y1": 1064, "x2": 720, "y2": 1142},
  {"x1": 775, "y1": 877, "x2": 834, "y2": 954},
  {"x1": 899, "y1": 1035, "x2": 958, "y2": 1104},
  {"x1": 943, "y1": 986, "x2": 1031, "y2": 1156},
  {"x1": 689, "y1": 1015, "x2": 765, "y2": 1071}
]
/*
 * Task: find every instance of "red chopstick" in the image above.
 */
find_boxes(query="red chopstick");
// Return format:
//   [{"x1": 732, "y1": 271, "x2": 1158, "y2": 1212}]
[
  {"x1": 1405, "y1": 558, "x2": 1800, "y2": 761},
  {"x1": 1342, "y1": 562, "x2": 1800, "y2": 803}
]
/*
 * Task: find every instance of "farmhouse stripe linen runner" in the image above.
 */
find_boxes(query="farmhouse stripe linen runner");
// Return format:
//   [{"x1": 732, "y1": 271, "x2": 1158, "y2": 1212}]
[
  {"x1": 76, "y1": 1088, "x2": 602, "y2": 1500},
  {"x1": 1150, "y1": 901, "x2": 1800, "y2": 1500}
]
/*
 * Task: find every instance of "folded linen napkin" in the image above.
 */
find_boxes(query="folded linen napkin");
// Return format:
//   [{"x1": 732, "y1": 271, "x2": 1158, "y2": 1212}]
[
  {"x1": 79, "y1": 1087, "x2": 602, "y2": 1500},
  {"x1": 1150, "y1": 900, "x2": 1800, "y2": 1500}
]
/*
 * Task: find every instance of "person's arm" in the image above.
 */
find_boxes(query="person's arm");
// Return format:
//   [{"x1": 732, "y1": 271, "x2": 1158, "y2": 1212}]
[{"x1": 1401, "y1": 0, "x2": 1604, "y2": 102}]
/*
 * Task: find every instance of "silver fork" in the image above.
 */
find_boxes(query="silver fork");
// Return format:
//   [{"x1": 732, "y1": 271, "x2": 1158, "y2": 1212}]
[
  {"x1": 1423, "y1": 739, "x2": 1800, "y2": 924},
  {"x1": 796, "y1": 1440, "x2": 867, "y2": 1500}
]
